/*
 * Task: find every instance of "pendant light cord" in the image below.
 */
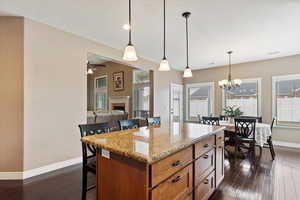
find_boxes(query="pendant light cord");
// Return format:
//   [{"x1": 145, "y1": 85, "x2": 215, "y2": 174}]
[
  {"x1": 228, "y1": 52, "x2": 232, "y2": 81},
  {"x1": 163, "y1": 0, "x2": 166, "y2": 59},
  {"x1": 128, "y1": 0, "x2": 132, "y2": 45},
  {"x1": 185, "y1": 15, "x2": 189, "y2": 68}
]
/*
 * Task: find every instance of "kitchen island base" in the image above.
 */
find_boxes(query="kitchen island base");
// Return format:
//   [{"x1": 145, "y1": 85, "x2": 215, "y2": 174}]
[{"x1": 95, "y1": 130, "x2": 224, "y2": 200}]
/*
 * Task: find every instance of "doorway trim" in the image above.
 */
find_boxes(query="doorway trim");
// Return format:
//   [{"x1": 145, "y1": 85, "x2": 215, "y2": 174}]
[{"x1": 169, "y1": 83, "x2": 183, "y2": 125}]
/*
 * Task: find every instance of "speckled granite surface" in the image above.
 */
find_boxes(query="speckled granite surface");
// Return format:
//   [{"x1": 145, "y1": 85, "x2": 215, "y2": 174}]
[{"x1": 81, "y1": 123, "x2": 225, "y2": 164}]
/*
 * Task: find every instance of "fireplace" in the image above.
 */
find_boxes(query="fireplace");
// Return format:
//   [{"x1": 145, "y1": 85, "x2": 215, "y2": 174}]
[
  {"x1": 112, "y1": 103, "x2": 126, "y2": 112},
  {"x1": 109, "y1": 96, "x2": 130, "y2": 113}
]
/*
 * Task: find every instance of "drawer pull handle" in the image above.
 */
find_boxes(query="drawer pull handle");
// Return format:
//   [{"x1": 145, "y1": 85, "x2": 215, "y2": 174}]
[
  {"x1": 204, "y1": 179, "x2": 209, "y2": 184},
  {"x1": 218, "y1": 136, "x2": 222, "y2": 140},
  {"x1": 204, "y1": 144, "x2": 209, "y2": 148},
  {"x1": 172, "y1": 160, "x2": 181, "y2": 167},
  {"x1": 219, "y1": 146, "x2": 222, "y2": 149},
  {"x1": 203, "y1": 155, "x2": 209, "y2": 159},
  {"x1": 172, "y1": 176, "x2": 181, "y2": 183}
]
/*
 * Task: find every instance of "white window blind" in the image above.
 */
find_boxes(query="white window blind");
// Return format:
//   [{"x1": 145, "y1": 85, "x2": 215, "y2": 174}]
[
  {"x1": 94, "y1": 75, "x2": 108, "y2": 110},
  {"x1": 224, "y1": 79, "x2": 261, "y2": 117},
  {"x1": 273, "y1": 74, "x2": 300, "y2": 127},
  {"x1": 186, "y1": 83, "x2": 214, "y2": 121}
]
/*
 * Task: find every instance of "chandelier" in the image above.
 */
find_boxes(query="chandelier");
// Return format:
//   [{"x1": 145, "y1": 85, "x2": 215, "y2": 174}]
[{"x1": 219, "y1": 51, "x2": 241, "y2": 90}]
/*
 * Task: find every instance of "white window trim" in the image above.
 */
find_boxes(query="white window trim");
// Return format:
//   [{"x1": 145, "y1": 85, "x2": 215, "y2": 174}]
[
  {"x1": 185, "y1": 82, "x2": 215, "y2": 121},
  {"x1": 94, "y1": 75, "x2": 108, "y2": 111},
  {"x1": 222, "y1": 78, "x2": 262, "y2": 117},
  {"x1": 272, "y1": 74, "x2": 300, "y2": 128}
]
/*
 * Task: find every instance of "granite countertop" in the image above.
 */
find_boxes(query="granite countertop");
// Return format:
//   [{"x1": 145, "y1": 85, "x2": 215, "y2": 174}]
[{"x1": 81, "y1": 123, "x2": 225, "y2": 164}]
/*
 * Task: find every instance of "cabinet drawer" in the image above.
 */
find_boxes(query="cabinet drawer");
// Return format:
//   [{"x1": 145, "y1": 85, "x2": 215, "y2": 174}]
[
  {"x1": 195, "y1": 135, "x2": 215, "y2": 158},
  {"x1": 151, "y1": 147, "x2": 193, "y2": 187},
  {"x1": 216, "y1": 132, "x2": 224, "y2": 146},
  {"x1": 195, "y1": 149, "x2": 215, "y2": 186},
  {"x1": 151, "y1": 164, "x2": 193, "y2": 200},
  {"x1": 195, "y1": 171, "x2": 215, "y2": 200}
]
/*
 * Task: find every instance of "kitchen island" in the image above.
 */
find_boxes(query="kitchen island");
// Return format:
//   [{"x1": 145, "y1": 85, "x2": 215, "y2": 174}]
[{"x1": 81, "y1": 123, "x2": 225, "y2": 200}]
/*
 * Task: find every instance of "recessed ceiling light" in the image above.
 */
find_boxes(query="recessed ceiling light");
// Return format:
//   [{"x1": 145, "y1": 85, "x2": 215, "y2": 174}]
[
  {"x1": 268, "y1": 51, "x2": 280, "y2": 55},
  {"x1": 122, "y1": 24, "x2": 130, "y2": 30}
]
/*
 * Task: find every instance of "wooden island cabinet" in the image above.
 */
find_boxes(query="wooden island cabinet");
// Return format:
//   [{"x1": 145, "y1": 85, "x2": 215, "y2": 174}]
[{"x1": 81, "y1": 123, "x2": 225, "y2": 200}]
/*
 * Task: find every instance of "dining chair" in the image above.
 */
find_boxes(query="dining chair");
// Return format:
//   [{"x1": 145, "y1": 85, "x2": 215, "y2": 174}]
[
  {"x1": 259, "y1": 118, "x2": 276, "y2": 160},
  {"x1": 202, "y1": 116, "x2": 220, "y2": 126},
  {"x1": 78, "y1": 122, "x2": 111, "y2": 200},
  {"x1": 240, "y1": 116, "x2": 262, "y2": 123},
  {"x1": 147, "y1": 117, "x2": 161, "y2": 127},
  {"x1": 234, "y1": 118, "x2": 257, "y2": 161},
  {"x1": 118, "y1": 119, "x2": 140, "y2": 130}
]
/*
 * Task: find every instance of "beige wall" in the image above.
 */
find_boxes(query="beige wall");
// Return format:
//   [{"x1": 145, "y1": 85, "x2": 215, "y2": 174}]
[
  {"x1": 87, "y1": 61, "x2": 134, "y2": 111},
  {"x1": 0, "y1": 17, "x2": 24, "y2": 172},
  {"x1": 23, "y1": 18, "x2": 182, "y2": 171},
  {"x1": 184, "y1": 55, "x2": 300, "y2": 144}
]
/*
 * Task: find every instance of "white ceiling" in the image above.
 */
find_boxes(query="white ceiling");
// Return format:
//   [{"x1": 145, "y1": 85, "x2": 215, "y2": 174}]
[{"x1": 1, "y1": 0, "x2": 300, "y2": 70}]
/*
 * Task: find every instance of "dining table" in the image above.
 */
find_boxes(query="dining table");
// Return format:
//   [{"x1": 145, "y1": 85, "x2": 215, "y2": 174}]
[{"x1": 219, "y1": 120, "x2": 272, "y2": 147}]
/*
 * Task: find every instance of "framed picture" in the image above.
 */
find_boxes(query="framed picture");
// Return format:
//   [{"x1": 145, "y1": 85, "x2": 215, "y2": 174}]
[{"x1": 113, "y1": 71, "x2": 124, "y2": 91}]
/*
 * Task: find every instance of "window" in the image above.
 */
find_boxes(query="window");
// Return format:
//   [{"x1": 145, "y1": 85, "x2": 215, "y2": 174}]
[
  {"x1": 185, "y1": 82, "x2": 214, "y2": 121},
  {"x1": 273, "y1": 74, "x2": 300, "y2": 127},
  {"x1": 223, "y1": 79, "x2": 261, "y2": 116},
  {"x1": 94, "y1": 75, "x2": 108, "y2": 110},
  {"x1": 133, "y1": 70, "x2": 150, "y2": 119}
]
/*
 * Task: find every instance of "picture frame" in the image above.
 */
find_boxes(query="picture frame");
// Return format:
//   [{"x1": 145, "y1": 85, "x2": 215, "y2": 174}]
[{"x1": 113, "y1": 71, "x2": 124, "y2": 91}]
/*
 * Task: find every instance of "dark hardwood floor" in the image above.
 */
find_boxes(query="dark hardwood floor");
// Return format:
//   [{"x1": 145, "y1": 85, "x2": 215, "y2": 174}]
[
  {"x1": 210, "y1": 146, "x2": 300, "y2": 200},
  {"x1": 0, "y1": 146, "x2": 299, "y2": 200}
]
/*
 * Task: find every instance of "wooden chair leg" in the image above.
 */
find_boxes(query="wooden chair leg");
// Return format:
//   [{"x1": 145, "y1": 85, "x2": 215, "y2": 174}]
[
  {"x1": 268, "y1": 138, "x2": 276, "y2": 160},
  {"x1": 82, "y1": 167, "x2": 87, "y2": 200},
  {"x1": 252, "y1": 144, "x2": 256, "y2": 163}
]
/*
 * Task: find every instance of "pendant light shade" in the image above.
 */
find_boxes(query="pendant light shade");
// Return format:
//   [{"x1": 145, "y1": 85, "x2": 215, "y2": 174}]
[
  {"x1": 123, "y1": 44, "x2": 138, "y2": 61},
  {"x1": 159, "y1": 58, "x2": 171, "y2": 71},
  {"x1": 183, "y1": 67, "x2": 192, "y2": 78},
  {"x1": 182, "y1": 12, "x2": 192, "y2": 78},
  {"x1": 87, "y1": 68, "x2": 93, "y2": 74},
  {"x1": 158, "y1": 0, "x2": 170, "y2": 71},
  {"x1": 123, "y1": 0, "x2": 138, "y2": 61}
]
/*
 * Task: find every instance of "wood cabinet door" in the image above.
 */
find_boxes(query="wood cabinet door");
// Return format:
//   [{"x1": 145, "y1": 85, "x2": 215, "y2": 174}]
[
  {"x1": 151, "y1": 164, "x2": 193, "y2": 200},
  {"x1": 195, "y1": 171, "x2": 215, "y2": 200},
  {"x1": 194, "y1": 149, "x2": 215, "y2": 186},
  {"x1": 215, "y1": 133, "x2": 225, "y2": 187}
]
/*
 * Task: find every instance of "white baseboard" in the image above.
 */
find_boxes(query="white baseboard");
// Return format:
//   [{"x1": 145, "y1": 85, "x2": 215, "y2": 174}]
[
  {"x1": 0, "y1": 172, "x2": 23, "y2": 180},
  {"x1": 273, "y1": 141, "x2": 300, "y2": 149},
  {"x1": 0, "y1": 157, "x2": 82, "y2": 180}
]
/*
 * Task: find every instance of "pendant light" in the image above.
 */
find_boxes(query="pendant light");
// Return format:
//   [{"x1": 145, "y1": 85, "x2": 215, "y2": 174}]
[
  {"x1": 182, "y1": 12, "x2": 192, "y2": 78},
  {"x1": 87, "y1": 61, "x2": 94, "y2": 75},
  {"x1": 158, "y1": 0, "x2": 171, "y2": 71},
  {"x1": 123, "y1": 0, "x2": 138, "y2": 61},
  {"x1": 218, "y1": 51, "x2": 242, "y2": 90}
]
